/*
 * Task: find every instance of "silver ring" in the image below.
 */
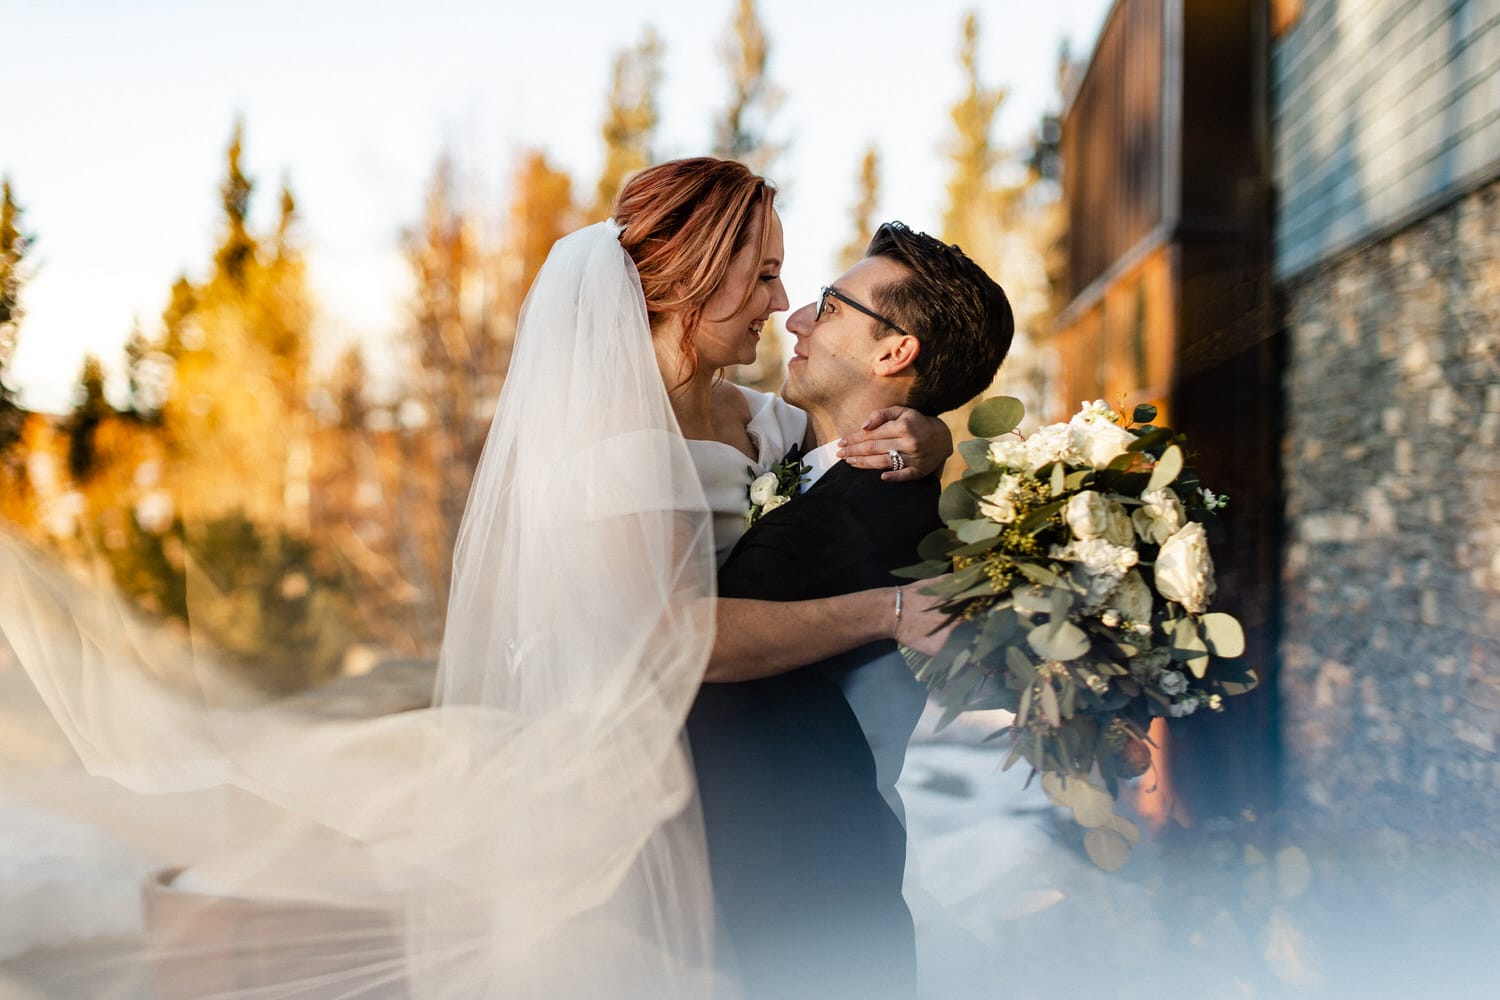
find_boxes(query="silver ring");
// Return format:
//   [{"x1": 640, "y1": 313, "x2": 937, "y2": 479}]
[{"x1": 888, "y1": 450, "x2": 906, "y2": 472}]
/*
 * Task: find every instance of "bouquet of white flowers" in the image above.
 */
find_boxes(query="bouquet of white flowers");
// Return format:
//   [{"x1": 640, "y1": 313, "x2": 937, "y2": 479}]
[{"x1": 900, "y1": 397, "x2": 1256, "y2": 868}]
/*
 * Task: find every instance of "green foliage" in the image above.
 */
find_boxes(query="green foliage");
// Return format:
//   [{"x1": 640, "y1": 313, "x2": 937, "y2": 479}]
[{"x1": 968, "y1": 395, "x2": 1025, "y2": 438}]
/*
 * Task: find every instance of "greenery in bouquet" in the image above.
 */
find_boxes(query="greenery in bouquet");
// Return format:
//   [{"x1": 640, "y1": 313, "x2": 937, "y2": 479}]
[{"x1": 899, "y1": 397, "x2": 1257, "y2": 868}]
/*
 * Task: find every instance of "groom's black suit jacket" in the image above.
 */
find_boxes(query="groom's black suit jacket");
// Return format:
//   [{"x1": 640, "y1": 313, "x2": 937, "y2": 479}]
[{"x1": 687, "y1": 460, "x2": 940, "y2": 1000}]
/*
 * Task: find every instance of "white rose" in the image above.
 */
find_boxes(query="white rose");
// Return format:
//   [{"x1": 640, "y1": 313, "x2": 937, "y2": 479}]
[
  {"x1": 1103, "y1": 569, "x2": 1153, "y2": 627},
  {"x1": 1050, "y1": 537, "x2": 1139, "y2": 612},
  {"x1": 1064, "y1": 491, "x2": 1113, "y2": 539},
  {"x1": 748, "y1": 473, "x2": 780, "y2": 507},
  {"x1": 987, "y1": 437, "x2": 1029, "y2": 470},
  {"x1": 760, "y1": 493, "x2": 790, "y2": 513},
  {"x1": 1133, "y1": 488, "x2": 1186, "y2": 545},
  {"x1": 1024, "y1": 424, "x2": 1079, "y2": 470},
  {"x1": 1073, "y1": 419, "x2": 1136, "y2": 469},
  {"x1": 1158, "y1": 669, "x2": 1188, "y2": 695},
  {"x1": 1068, "y1": 402, "x2": 1136, "y2": 469},
  {"x1": 1154, "y1": 522, "x2": 1216, "y2": 614}
]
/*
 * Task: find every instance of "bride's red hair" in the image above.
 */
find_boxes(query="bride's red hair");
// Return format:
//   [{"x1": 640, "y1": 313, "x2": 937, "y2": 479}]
[{"x1": 612, "y1": 157, "x2": 776, "y2": 386}]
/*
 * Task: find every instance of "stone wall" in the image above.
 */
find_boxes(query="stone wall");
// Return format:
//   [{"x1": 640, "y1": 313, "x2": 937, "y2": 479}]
[{"x1": 1280, "y1": 180, "x2": 1500, "y2": 847}]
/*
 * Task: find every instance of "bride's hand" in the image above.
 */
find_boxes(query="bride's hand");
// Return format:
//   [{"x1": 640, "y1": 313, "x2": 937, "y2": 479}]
[
  {"x1": 838, "y1": 407, "x2": 953, "y2": 482},
  {"x1": 893, "y1": 580, "x2": 957, "y2": 655}
]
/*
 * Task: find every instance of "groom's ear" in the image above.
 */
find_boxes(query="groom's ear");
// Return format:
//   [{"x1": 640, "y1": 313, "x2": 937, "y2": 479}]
[{"x1": 872, "y1": 334, "x2": 920, "y2": 377}]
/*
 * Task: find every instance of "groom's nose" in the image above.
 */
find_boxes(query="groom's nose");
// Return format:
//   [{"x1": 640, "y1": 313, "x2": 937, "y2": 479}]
[{"x1": 785, "y1": 301, "x2": 816, "y2": 338}]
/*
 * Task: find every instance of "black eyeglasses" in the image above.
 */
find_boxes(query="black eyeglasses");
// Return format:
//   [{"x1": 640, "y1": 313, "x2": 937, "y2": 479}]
[{"x1": 816, "y1": 286, "x2": 913, "y2": 338}]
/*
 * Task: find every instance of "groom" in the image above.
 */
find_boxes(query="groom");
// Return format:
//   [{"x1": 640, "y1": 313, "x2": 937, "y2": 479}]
[{"x1": 688, "y1": 222, "x2": 1014, "y2": 999}]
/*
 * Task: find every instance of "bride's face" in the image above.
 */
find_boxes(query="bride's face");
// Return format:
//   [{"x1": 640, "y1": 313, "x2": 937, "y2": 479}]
[{"x1": 693, "y1": 209, "x2": 788, "y2": 370}]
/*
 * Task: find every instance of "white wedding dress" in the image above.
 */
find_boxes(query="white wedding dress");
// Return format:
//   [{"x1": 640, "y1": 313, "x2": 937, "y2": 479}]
[{"x1": 0, "y1": 222, "x2": 726, "y2": 998}]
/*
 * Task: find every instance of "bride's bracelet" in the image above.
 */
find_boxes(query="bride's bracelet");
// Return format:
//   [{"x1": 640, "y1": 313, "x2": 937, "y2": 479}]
[{"x1": 893, "y1": 585, "x2": 904, "y2": 639}]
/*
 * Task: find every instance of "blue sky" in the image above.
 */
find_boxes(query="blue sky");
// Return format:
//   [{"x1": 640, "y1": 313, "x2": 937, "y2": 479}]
[{"x1": 2, "y1": 0, "x2": 1114, "y2": 411}]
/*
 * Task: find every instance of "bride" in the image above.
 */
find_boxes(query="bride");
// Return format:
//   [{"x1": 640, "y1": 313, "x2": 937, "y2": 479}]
[{"x1": 0, "y1": 157, "x2": 952, "y2": 998}]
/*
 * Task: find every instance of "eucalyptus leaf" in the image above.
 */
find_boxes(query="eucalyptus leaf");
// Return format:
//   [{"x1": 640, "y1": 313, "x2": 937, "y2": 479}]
[
  {"x1": 1084, "y1": 828, "x2": 1133, "y2": 871},
  {"x1": 891, "y1": 559, "x2": 952, "y2": 581},
  {"x1": 975, "y1": 609, "x2": 1022, "y2": 661},
  {"x1": 953, "y1": 535, "x2": 1004, "y2": 558},
  {"x1": 1050, "y1": 462, "x2": 1066, "y2": 497},
  {"x1": 1127, "y1": 426, "x2": 1175, "y2": 454},
  {"x1": 1028, "y1": 619, "x2": 1091, "y2": 661},
  {"x1": 939, "y1": 482, "x2": 979, "y2": 522},
  {"x1": 1131, "y1": 403, "x2": 1158, "y2": 424},
  {"x1": 1016, "y1": 562, "x2": 1061, "y2": 586},
  {"x1": 1016, "y1": 682, "x2": 1033, "y2": 727},
  {"x1": 1200, "y1": 612, "x2": 1246, "y2": 658},
  {"x1": 955, "y1": 518, "x2": 1003, "y2": 544},
  {"x1": 1069, "y1": 780, "x2": 1116, "y2": 829},
  {"x1": 1170, "y1": 617, "x2": 1211, "y2": 676},
  {"x1": 969, "y1": 396, "x2": 1026, "y2": 438},
  {"x1": 1064, "y1": 469, "x2": 1092, "y2": 491},
  {"x1": 1005, "y1": 646, "x2": 1037, "y2": 684},
  {"x1": 918, "y1": 529, "x2": 958, "y2": 562},
  {"x1": 1040, "y1": 681, "x2": 1061, "y2": 727},
  {"x1": 1145, "y1": 444, "x2": 1184, "y2": 494},
  {"x1": 1217, "y1": 669, "x2": 1260, "y2": 696},
  {"x1": 960, "y1": 469, "x2": 1004, "y2": 496},
  {"x1": 1018, "y1": 498, "x2": 1066, "y2": 533},
  {"x1": 957, "y1": 437, "x2": 994, "y2": 472}
]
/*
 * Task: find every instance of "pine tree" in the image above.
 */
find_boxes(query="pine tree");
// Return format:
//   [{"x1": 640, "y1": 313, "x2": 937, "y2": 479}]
[
  {"x1": 331, "y1": 343, "x2": 369, "y2": 433},
  {"x1": 593, "y1": 29, "x2": 664, "y2": 219},
  {"x1": 838, "y1": 145, "x2": 882, "y2": 271},
  {"x1": 941, "y1": 11, "x2": 1009, "y2": 258},
  {"x1": 713, "y1": 0, "x2": 784, "y2": 175},
  {"x1": 0, "y1": 177, "x2": 30, "y2": 457},
  {"x1": 66, "y1": 354, "x2": 111, "y2": 482},
  {"x1": 215, "y1": 118, "x2": 257, "y2": 289}
]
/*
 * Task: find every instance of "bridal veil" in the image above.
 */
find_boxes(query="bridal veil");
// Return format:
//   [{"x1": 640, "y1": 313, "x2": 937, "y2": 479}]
[{"x1": 0, "y1": 221, "x2": 722, "y2": 997}]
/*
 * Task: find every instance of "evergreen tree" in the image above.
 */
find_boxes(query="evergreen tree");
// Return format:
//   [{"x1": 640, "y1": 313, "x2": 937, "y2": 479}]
[
  {"x1": 0, "y1": 177, "x2": 30, "y2": 456},
  {"x1": 66, "y1": 354, "x2": 111, "y2": 482},
  {"x1": 593, "y1": 29, "x2": 664, "y2": 219},
  {"x1": 838, "y1": 145, "x2": 882, "y2": 271},
  {"x1": 712, "y1": 0, "x2": 784, "y2": 175},
  {"x1": 331, "y1": 343, "x2": 369, "y2": 433},
  {"x1": 214, "y1": 118, "x2": 257, "y2": 289},
  {"x1": 941, "y1": 11, "x2": 1009, "y2": 257}
]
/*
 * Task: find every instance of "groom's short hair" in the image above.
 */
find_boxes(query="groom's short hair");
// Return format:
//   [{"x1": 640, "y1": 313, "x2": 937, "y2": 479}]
[{"x1": 864, "y1": 222, "x2": 1014, "y2": 416}]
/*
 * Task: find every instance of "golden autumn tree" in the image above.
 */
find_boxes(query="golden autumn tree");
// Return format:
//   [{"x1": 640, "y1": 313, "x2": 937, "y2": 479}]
[
  {"x1": 593, "y1": 28, "x2": 664, "y2": 219},
  {"x1": 713, "y1": 0, "x2": 784, "y2": 175},
  {"x1": 838, "y1": 145, "x2": 882, "y2": 272},
  {"x1": 940, "y1": 10, "x2": 1064, "y2": 432},
  {"x1": 714, "y1": 0, "x2": 789, "y2": 393},
  {"x1": 0, "y1": 177, "x2": 34, "y2": 526}
]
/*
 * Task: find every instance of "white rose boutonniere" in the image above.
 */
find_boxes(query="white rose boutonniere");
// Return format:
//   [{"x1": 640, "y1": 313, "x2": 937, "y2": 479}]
[{"x1": 745, "y1": 446, "x2": 811, "y2": 528}]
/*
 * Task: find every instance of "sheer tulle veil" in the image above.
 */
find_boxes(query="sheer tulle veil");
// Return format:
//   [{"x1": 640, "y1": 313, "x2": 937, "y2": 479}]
[{"x1": 0, "y1": 221, "x2": 723, "y2": 997}]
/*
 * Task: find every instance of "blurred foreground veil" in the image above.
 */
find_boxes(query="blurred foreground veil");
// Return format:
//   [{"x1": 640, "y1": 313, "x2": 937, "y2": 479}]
[{"x1": 0, "y1": 221, "x2": 723, "y2": 998}]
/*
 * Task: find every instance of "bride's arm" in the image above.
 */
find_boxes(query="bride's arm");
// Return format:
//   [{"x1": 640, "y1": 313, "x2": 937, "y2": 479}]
[
  {"x1": 705, "y1": 585, "x2": 953, "y2": 683},
  {"x1": 835, "y1": 407, "x2": 953, "y2": 482}
]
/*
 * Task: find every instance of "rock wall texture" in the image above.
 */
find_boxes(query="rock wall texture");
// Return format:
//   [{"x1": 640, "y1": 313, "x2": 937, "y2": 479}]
[{"x1": 1280, "y1": 180, "x2": 1500, "y2": 848}]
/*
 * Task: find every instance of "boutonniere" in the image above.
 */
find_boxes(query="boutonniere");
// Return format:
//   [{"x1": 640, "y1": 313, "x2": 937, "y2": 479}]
[{"x1": 745, "y1": 445, "x2": 811, "y2": 527}]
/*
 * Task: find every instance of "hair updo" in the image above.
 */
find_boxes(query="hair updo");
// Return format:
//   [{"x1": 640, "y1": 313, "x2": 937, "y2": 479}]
[{"x1": 612, "y1": 157, "x2": 776, "y2": 384}]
